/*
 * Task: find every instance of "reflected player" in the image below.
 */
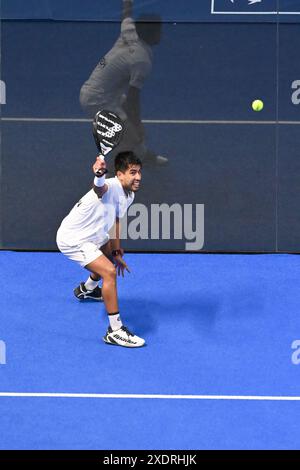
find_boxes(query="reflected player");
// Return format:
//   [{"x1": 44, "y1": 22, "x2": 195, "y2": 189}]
[{"x1": 80, "y1": 0, "x2": 167, "y2": 173}]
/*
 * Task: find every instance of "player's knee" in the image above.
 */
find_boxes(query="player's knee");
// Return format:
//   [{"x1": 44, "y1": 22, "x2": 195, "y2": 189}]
[
  {"x1": 109, "y1": 266, "x2": 117, "y2": 280},
  {"x1": 105, "y1": 266, "x2": 117, "y2": 281}
]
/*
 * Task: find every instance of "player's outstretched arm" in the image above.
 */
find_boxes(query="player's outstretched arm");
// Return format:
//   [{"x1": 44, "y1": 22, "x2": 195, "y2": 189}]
[
  {"x1": 93, "y1": 156, "x2": 108, "y2": 198},
  {"x1": 110, "y1": 218, "x2": 123, "y2": 254},
  {"x1": 122, "y1": 0, "x2": 134, "y2": 20},
  {"x1": 110, "y1": 218, "x2": 130, "y2": 277}
]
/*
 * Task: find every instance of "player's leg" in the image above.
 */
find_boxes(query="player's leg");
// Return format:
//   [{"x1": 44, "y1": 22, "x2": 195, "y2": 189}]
[
  {"x1": 85, "y1": 255, "x2": 119, "y2": 314},
  {"x1": 57, "y1": 235, "x2": 145, "y2": 347},
  {"x1": 73, "y1": 272, "x2": 103, "y2": 301},
  {"x1": 74, "y1": 241, "x2": 113, "y2": 301},
  {"x1": 121, "y1": 96, "x2": 168, "y2": 166},
  {"x1": 86, "y1": 254, "x2": 145, "y2": 348},
  {"x1": 56, "y1": 235, "x2": 103, "y2": 301}
]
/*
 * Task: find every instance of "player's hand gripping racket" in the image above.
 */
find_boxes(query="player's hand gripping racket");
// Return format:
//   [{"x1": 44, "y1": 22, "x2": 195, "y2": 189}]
[{"x1": 92, "y1": 110, "x2": 124, "y2": 177}]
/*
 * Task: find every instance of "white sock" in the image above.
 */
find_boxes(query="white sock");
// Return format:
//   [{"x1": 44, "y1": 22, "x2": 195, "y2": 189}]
[
  {"x1": 84, "y1": 276, "x2": 99, "y2": 292},
  {"x1": 108, "y1": 313, "x2": 123, "y2": 332}
]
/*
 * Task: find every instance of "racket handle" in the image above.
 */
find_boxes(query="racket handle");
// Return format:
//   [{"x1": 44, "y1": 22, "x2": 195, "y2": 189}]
[
  {"x1": 95, "y1": 168, "x2": 108, "y2": 177},
  {"x1": 94, "y1": 153, "x2": 107, "y2": 176}
]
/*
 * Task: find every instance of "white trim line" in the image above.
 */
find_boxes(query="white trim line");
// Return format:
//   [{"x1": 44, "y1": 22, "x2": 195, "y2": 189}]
[
  {"x1": 1, "y1": 392, "x2": 300, "y2": 401},
  {"x1": 210, "y1": 1, "x2": 300, "y2": 15},
  {"x1": 1, "y1": 117, "x2": 91, "y2": 122},
  {"x1": 2, "y1": 118, "x2": 300, "y2": 125},
  {"x1": 211, "y1": 11, "x2": 300, "y2": 15},
  {"x1": 213, "y1": 11, "x2": 278, "y2": 16},
  {"x1": 144, "y1": 120, "x2": 300, "y2": 125},
  {"x1": 211, "y1": 0, "x2": 215, "y2": 15}
]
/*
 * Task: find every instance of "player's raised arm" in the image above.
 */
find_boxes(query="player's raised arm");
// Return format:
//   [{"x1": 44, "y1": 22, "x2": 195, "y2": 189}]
[
  {"x1": 93, "y1": 156, "x2": 108, "y2": 198},
  {"x1": 122, "y1": 0, "x2": 134, "y2": 20},
  {"x1": 121, "y1": 1, "x2": 138, "y2": 45}
]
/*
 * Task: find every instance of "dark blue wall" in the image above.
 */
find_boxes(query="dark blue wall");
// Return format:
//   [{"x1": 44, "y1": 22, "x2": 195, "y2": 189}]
[
  {"x1": 1, "y1": 14, "x2": 300, "y2": 251},
  {"x1": 1, "y1": 0, "x2": 300, "y2": 22}
]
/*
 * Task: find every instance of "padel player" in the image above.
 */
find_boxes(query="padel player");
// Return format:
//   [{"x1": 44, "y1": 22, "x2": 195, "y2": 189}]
[
  {"x1": 56, "y1": 152, "x2": 145, "y2": 348},
  {"x1": 79, "y1": 0, "x2": 167, "y2": 172}
]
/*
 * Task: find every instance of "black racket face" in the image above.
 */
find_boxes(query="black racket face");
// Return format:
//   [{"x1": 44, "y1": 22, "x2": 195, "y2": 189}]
[{"x1": 93, "y1": 110, "x2": 124, "y2": 156}]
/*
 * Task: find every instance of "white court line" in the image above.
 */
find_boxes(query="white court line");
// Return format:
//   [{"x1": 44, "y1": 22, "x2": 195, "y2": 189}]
[
  {"x1": 2, "y1": 118, "x2": 300, "y2": 125},
  {"x1": 0, "y1": 392, "x2": 300, "y2": 401},
  {"x1": 1, "y1": 117, "x2": 90, "y2": 122}
]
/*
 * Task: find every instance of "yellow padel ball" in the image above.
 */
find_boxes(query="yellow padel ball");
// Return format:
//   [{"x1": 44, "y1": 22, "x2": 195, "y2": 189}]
[{"x1": 252, "y1": 99, "x2": 264, "y2": 112}]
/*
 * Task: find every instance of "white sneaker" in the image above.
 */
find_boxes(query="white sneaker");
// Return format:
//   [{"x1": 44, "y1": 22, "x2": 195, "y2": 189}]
[{"x1": 103, "y1": 325, "x2": 145, "y2": 348}]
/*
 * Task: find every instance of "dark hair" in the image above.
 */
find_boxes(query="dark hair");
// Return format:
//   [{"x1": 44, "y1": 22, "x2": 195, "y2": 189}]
[
  {"x1": 114, "y1": 151, "x2": 142, "y2": 174},
  {"x1": 135, "y1": 14, "x2": 161, "y2": 46}
]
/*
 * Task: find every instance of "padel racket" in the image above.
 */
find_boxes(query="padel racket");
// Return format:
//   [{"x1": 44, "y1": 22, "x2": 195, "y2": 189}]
[{"x1": 93, "y1": 110, "x2": 124, "y2": 176}]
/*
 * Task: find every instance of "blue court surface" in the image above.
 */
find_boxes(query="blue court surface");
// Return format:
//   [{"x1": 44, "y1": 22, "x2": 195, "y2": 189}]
[{"x1": 1, "y1": 251, "x2": 300, "y2": 450}]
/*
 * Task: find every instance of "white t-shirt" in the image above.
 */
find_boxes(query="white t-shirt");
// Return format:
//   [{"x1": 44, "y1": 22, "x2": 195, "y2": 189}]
[{"x1": 57, "y1": 177, "x2": 134, "y2": 247}]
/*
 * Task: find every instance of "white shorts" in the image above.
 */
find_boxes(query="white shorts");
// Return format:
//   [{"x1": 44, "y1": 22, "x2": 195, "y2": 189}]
[{"x1": 57, "y1": 239, "x2": 108, "y2": 268}]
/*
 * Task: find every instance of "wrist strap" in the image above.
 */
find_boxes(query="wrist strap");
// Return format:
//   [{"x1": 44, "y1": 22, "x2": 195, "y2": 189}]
[{"x1": 94, "y1": 174, "x2": 106, "y2": 187}]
